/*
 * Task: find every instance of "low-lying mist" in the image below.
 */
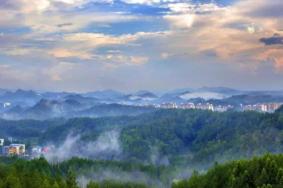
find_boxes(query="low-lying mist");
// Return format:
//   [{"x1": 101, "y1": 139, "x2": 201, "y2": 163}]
[
  {"x1": 41, "y1": 129, "x2": 214, "y2": 188},
  {"x1": 44, "y1": 130, "x2": 122, "y2": 162},
  {"x1": 77, "y1": 169, "x2": 167, "y2": 188}
]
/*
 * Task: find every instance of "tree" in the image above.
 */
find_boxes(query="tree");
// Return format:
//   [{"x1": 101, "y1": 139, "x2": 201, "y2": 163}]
[
  {"x1": 4, "y1": 175, "x2": 22, "y2": 188},
  {"x1": 66, "y1": 170, "x2": 78, "y2": 188},
  {"x1": 87, "y1": 181, "x2": 99, "y2": 188},
  {"x1": 52, "y1": 182, "x2": 60, "y2": 188},
  {"x1": 257, "y1": 168, "x2": 269, "y2": 186}
]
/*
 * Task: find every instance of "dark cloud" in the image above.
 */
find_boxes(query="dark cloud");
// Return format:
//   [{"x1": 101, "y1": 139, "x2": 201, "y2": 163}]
[{"x1": 260, "y1": 34, "x2": 283, "y2": 46}]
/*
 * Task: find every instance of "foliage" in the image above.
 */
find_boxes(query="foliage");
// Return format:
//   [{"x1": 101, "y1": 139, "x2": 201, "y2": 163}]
[
  {"x1": 173, "y1": 154, "x2": 283, "y2": 188},
  {"x1": 87, "y1": 180, "x2": 147, "y2": 188},
  {"x1": 120, "y1": 109, "x2": 283, "y2": 163},
  {"x1": 2, "y1": 109, "x2": 283, "y2": 164},
  {"x1": 0, "y1": 157, "x2": 148, "y2": 188}
]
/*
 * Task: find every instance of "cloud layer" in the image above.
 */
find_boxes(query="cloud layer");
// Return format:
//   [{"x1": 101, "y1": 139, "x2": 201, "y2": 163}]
[{"x1": 0, "y1": 0, "x2": 283, "y2": 91}]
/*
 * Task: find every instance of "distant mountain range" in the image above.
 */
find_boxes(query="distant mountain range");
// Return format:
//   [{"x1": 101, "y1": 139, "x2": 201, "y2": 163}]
[{"x1": 0, "y1": 87, "x2": 282, "y2": 120}]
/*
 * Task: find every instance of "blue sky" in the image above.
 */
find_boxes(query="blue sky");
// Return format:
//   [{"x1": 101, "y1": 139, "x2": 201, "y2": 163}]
[{"x1": 0, "y1": 0, "x2": 283, "y2": 92}]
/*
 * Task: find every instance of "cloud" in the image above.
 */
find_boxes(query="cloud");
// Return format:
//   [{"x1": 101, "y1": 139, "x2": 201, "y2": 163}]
[
  {"x1": 245, "y1": 0, "x2": 283, "y2": 18},
  {"x1": 158, "y1": 0, "x2": 283, "y2": 71},
  {"x1": 256, "y1": 48, "x2": 283, "y2": 70},
  {"x1": 63, "y1": 33, "x2": 137, "y2": 47},
  {"x1": 45, "y1": 61, "x2": 80, "y2": 81},
  {"x1": 45, "y1": 31, "x2": 166, "y2": 64},
  {"x1": 120, "y1": 0, "x2": 161, "y2": 5},
  {"x1": 48, "y1": 48, "x2": 92, "y2": 59},
  {"x1": 0, "y1": 63, "x2": 44, "y2": 90},
  {"x1": 44, "y1": 130, "x2": 122, "y2": 162},
  {"x1": 0, "y1": 0, "x2": 137, "y2": 33},
  {"x1": 260, "y1": 34, "x2": 283, "y2": 46},
  {"x1": 4, "y1": 0, "x2": 51, "y2": 13},
  {"x1": 102, "y1": 54, "x2": 149, "y2": 67},
  {"x1": 1, "y1": 0, "x2": 93, "y2": 13},
  {"x1": 1, "y1": 0, "x2": 283, "y2": 91},
  {"x1": 164, "y1": 14, "x2": 195, "y2": 29},
  {"x1": 23, "y1": 12, "x2": 137, "y2": 33},
  {"x1": 164, "y1": 2, "x2": 227, "y2": 29},
  {"x1": 167, "y1": 2, "x2": 225, "y2": 14}
]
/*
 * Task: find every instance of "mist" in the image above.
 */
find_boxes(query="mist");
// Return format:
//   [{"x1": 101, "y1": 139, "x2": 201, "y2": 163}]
[
  {"x1": 41, "y1": 129, "x2": 227, "y2": 188},
  {"x1": 77, "y1": 169, "x2": 166, "y2": 188},
  {"x1": 44, "y1": 130, "x2": 122, "y2": 162}
]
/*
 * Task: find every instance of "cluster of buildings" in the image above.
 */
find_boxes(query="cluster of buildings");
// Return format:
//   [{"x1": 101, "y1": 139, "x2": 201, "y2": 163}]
[
  {"x1": 30, "y1": 146, "x2": 49, "y2": 158},
  {"x1": 0, "y1": 138, "x2": 50, "y2": 158},
  {"x1": 0, "y1": 139, "x2": 26, "y2": 156},
  {"x1": 155, "y1": 102, "x2": 233, "y2": 112},
  {"x1": 241, "y1": 103, "x2": 282, "y2": 113},
  {"x1": 152, "y1": 102, "x2": 282, "y2": 113}
]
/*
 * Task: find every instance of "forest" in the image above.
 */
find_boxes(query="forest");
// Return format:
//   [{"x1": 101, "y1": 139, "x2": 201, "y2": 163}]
[
  {"x1": 3, "y1": 154, "x2": 283, "y2": 188},
  {"x1": 0, "y1": 157, "x2": 148, "y2": 188},
  {"x1": 173, "y1": 154, "x2": 283, "y2": 188},
  {"x1": 1, "y1": 107, "x2": 283, "y2": 187},
  {"x1": 1, "y1": 107, "x2": 283, "y2": 164}
]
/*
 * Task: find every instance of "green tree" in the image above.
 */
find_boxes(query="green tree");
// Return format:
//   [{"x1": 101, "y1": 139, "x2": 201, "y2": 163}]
[
  {"x1": 257, "y1": 168, "x2": 269, "y2": 186},
  {"x1": 4, "y1": 175, "x2": 22, "y2": 188},
  {"x1": 87, "y1": 181, "x2": 99, "y2": 188},
  {"x1": 66, "y1": 170, "x2": 78, "y2": 188}
]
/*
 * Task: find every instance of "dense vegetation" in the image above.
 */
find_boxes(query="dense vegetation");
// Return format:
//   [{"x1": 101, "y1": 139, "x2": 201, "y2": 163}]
[
  {"x1": 0, "y1": 157, "x2": 149, "y2": 188},
  {"x1": 1, "y1": 108, "x2": 283, "y2": 165},
  {"x1": 0, "y1": 118, "x2": 64, "y2": 141},
  {"x1": 0, "y1": 157, "x2": 73, "y2": 188},
  {"x1": 1, "y1": 108, "x2": 283, "y2": 187},
  {"x1": 173, "y1": 154, "x2": 283, "y2": 188},
  {"x1": 5, "y1": 154, "x2": 283, "y2": 188},
  {"x1": 121, "y1": 109, "x2": 283, "y2": 164}
]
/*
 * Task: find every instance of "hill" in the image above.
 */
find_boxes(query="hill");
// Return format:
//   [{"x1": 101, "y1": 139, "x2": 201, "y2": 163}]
[
  {"x1": 0, "y1": 157, "x2": 148, "y2": 188},
  {"x1": 173, "y1": 154, "x2": 283, "y2": 188},
  {"x1": 2, "y1": 109, "x2": 283, "y2": 165}
]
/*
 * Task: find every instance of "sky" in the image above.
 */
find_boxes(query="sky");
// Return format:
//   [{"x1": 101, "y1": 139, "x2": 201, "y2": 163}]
[{"x1": 0, "y1": 0, "x2": 283, "y2": 92}]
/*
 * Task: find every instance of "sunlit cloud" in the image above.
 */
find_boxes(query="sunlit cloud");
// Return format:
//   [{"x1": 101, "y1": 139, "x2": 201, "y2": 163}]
[
  {"x1": 159, "y1": 0, "x2": 283, "y2": 71},
  {"x1": 0, "y1": 0, "x2": 283, "y2": 91},
  {"x1": 48, "y1": 48, "x2": 93, "y2": 59}
]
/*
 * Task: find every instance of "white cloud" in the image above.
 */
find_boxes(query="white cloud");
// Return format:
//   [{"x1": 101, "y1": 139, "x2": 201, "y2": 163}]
[
  {"x1": 164, "y1": 14, "x2": 195, "y2": 29},
  {"x1": 63, "y1": 33, "x2": 137, "y2": 47},
  {"x1": 101, "y1": 54, "x2": 149, "y2": 67},
  {"x1": 120, "y1": 0, "x2": 160, "y2": 5},
  {"x1": 0, "y1": 0, "x2": 137, "y2": 33},
  {"x1": 120, "y1": 0, "x2": 181, "y2": 5}
]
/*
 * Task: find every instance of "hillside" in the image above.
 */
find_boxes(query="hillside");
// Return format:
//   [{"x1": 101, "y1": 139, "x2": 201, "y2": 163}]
[
  {"x1": 0, "y1": 157, "x2": 148, "y2": 188},
  {"x1": 4, "y1": 154, "x2": 283, "y2": 188},
  {"x1": 1, "y1": 109, "x2": 283, "y2": 165},
  {"x1": 173, "y1": 154, "x2": 283, "y2": 188},
  {"x1": 1, "y1": 108, "x2": 283, "y2": 187}
]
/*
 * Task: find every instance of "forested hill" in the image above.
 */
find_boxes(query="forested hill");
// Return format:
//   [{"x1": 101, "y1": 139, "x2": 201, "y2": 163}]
[
  {"x1": 173, "y1": 154, "x2": 283, "y2": 188},
  {"x1": 1, "y1": 108, "x2": 283, "y2": 165},
  {"x1": 0, "y1": 157, "x2": 149, "y2": 188},
  {"x1": 4, "y1": 154, "x2": 283, "y2": 188},
  {"x1": 120, "y1": 109, "x2": 283, "y2": 164},
  {"x1": 1, "y1": 109, "x2": 283, "y2": 187}
]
